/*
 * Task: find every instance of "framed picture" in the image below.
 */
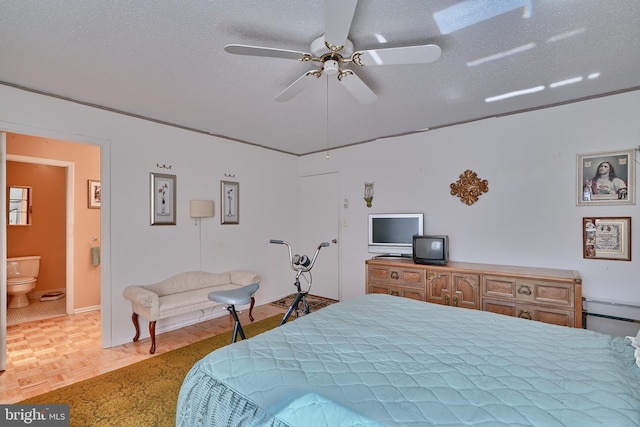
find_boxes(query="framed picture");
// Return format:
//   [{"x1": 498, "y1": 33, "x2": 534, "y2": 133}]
[
  {"x1": 583, "y1": 217, "x2": 631, "y2": 261},
  {"x1": 577, "y1": 149, "x2": 635, "y2": 205},
  {"x1": 221, "y1": 180, "x2": 239, "y2": 224},
  {"x1": 88, "y1": 180, "x2": 101, "y2": 209},
  {"x1": 150, "y1": 172, "x2": 177, "y2": 225}
]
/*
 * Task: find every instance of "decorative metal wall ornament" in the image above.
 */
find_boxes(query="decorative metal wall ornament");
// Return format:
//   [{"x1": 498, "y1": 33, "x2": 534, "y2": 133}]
[{"x1": 450, "y1": 170, "x2": 489, "y2": 206}]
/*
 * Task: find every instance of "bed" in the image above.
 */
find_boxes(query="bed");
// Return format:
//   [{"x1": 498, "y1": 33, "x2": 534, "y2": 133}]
[{"x1": 177, "y1": 294, "x2": 640, "y2": 426}]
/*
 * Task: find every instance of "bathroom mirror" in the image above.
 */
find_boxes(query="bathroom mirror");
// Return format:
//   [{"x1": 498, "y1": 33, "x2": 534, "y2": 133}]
[{"x1": 8, "y1": 186, "x2": 32, "y2": 225}]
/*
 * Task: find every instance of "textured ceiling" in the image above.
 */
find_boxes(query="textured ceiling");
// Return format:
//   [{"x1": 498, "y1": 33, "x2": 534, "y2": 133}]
[{"x1": 1, "y1": 0, "x2": 639, "y2": 155}]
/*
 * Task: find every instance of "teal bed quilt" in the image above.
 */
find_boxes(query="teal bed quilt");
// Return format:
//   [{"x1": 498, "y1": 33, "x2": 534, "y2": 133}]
[{"x1": 177, "y1": 294, "x2": 640, "y2": 426}]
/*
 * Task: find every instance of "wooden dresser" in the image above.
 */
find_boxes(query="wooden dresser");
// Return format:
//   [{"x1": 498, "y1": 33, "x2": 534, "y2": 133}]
[{"x1": 366, "y1": 258, "x2": 583, "y2": 328}]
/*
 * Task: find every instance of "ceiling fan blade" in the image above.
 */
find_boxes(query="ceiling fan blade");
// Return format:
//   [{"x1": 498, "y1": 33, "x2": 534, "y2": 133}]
[
  {"x1": 224, "y1": 44, "x2": 310, "y2": 61},
  {"x1": 338, "y1": 70, "x2": 377, "y2": 105},
  {"x1": 353, "y1": 44, "x2": 442, "y2": 66},
  {"x1": 275, "y1": 71, "x2": 321, "y2": 102},
  {"x1": 324, "y1": 0, "x2": 358, "y2": 48}
]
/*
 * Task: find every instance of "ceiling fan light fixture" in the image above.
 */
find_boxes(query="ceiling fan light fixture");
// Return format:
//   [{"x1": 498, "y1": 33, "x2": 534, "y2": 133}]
[{"x1": 324, "y1": 59, "x2": 340, "y2": 75}]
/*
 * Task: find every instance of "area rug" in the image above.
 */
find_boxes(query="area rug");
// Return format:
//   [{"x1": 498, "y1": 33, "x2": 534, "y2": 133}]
[
  {"x1": 19, "y1": 314, "x2": 283, "y2": 427},
  {"x1": 270, "y1": 293, "x2": 338, "y2": 312}
]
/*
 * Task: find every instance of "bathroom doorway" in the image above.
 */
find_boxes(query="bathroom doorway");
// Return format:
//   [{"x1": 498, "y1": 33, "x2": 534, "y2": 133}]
[
  {"x1": 6, "y1": 155, "x2": 74, "y2": 323},
  {"x1": 6, "y1": 133, "x2": 101, "y2": 314},
  {"x1": 2, "y1": 133, "x2": 102, "y2": 371}
]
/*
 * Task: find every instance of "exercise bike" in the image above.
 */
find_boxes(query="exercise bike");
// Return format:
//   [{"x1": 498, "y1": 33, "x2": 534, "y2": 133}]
[{"x1": 270, "y1": 239, "x2": 330, "y2": 325}]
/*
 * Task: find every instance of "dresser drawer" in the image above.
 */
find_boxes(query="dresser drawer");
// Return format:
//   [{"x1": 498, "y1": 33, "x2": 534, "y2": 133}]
[
  {"x1": 483, "y1": 299, "x2": 576, "y2": 327},
  {"x1": 368, "y1": 265, "x2": 425, "y2": 289},
  {"x1": 368, "y1": 283, "x2": 425, "y2": 301},
  {"x1": 483, "y1": 276, "x2": 574, "y2": 308}
]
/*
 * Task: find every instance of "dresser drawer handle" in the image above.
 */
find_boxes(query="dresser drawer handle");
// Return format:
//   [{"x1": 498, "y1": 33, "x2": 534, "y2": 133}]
[
  {"x1": 390, "y1": 290, "x2": 399, "y2": 296},
  {"x1": 390, "y1": 271, "x2": 399, "y2": 280},
  {"x1": 453, "y1": 296, "x2": 459, "y2": 307},
  {"x1": 517, "y1": 284, "x2": 532, "y2": 296},
  {"x1": 518, "y1": 310, "x2": 532, "y2": 320},
  {"x1": 445, "y1": 295, "x2": 450, "y2": 306}
]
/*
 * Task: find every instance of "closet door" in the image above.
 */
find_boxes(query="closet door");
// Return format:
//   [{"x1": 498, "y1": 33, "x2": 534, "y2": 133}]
[{"x1": 298, "y1": 172, "x2": 340, "y2": 300}]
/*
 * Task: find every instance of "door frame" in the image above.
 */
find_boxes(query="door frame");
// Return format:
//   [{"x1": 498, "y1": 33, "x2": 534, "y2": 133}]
[
  {"x1": 1, "y1": 132, "x2": 6, "y2": 370},
  {"x1": 1, "y1": 124, "x2": 111, "y2": 372}
]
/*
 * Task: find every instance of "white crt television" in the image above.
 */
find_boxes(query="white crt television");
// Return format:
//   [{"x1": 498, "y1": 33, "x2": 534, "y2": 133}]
[{"x1": 368, "y1": 213, "x2": 424, "y2": 256}]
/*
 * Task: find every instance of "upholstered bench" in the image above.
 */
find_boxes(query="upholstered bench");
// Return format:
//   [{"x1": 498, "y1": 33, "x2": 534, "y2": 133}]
[{"x1": 123, "y1": 270, "x2": 260, "y2": 353}]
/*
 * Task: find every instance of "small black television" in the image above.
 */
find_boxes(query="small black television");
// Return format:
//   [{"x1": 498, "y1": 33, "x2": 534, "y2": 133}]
[{"x1": 413, "y1": 235, "x2": 449, "y2": 265}]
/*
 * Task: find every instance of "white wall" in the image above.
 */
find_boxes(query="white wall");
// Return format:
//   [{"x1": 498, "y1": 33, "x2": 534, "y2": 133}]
[
  {"x1": 300, "y1": 90, "x2": 640, "y2": 304},
  {"x1": 1, "y1": 84, "x2": 639, "y2": 349},
  {"x1": 0, "y1": 85, "x2": 299, "y2": 348}
]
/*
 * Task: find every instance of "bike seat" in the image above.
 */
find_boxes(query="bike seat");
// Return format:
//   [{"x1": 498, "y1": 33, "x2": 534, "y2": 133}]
[{"x1": 208, "y1": 283, "x2": 259, "y2": 306}]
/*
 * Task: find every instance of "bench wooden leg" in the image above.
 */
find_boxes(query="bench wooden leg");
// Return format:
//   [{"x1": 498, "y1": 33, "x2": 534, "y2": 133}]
[
  {"x1": 133, "y1": 313, "x2": 157, "y2": 354},
  {"x1": 149, "y1": 321, "x2": 157, "y2": 354},
  {"x1": 132, "y1": 312, "x2": 140, "y2": 342}
]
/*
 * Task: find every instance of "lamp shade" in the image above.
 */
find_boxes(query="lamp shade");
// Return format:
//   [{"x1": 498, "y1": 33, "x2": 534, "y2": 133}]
[{"x1": 190, "y1": 200, "x2": 215, "y2": 218}]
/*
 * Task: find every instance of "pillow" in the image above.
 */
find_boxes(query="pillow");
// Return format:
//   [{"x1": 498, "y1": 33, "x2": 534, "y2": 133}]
[{"x1": 625, "y1": 329, "x2": 640, "y2": 368}]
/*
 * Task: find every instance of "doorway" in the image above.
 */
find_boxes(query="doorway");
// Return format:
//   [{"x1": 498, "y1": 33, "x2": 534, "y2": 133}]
[
  {"x1": 1, "y1": 131, "x2": 105, "y2": 371},
  {"x1": 6, "y1": 157, "x2": 73, "y2": 323}
]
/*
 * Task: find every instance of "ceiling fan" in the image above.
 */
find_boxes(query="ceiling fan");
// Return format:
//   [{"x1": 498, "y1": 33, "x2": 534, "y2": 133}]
[{"x1": 224, "y1": 0, "x2": 442, "y2": 105}]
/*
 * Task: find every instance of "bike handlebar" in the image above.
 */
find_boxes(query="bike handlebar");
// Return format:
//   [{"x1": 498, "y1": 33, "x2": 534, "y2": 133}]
[{"x1": 270, "y1": 239, "x2": 330, "y2": 273}]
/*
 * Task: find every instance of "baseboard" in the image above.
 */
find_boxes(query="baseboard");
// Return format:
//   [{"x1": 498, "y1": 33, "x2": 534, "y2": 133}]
[{"x1": 74, "y1": 305, "x2": 101, "y2": 314}]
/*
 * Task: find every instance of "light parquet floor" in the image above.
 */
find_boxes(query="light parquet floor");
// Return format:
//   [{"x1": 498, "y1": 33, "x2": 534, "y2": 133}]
[{"x1": 0, "y1": 303, "x2": 285, "y2": 404}]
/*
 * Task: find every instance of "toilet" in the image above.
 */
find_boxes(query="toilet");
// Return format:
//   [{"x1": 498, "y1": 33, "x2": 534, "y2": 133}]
[{"x1": 6, "y1": 256, "x2": 41, "y2": 309}]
